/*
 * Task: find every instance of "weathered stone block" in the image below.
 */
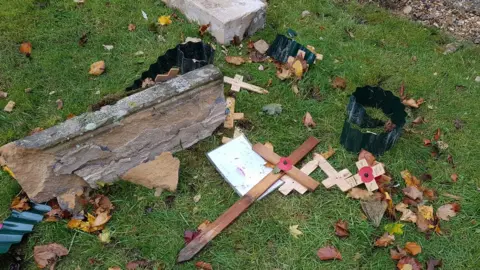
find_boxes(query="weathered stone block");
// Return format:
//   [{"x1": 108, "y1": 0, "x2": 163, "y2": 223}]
[
  {"x1": 0, "y1": 65, "x2": 226, "y2": 202},
  {"x1": 163, "y1": 0, "x2": 267, "y2": 44}
]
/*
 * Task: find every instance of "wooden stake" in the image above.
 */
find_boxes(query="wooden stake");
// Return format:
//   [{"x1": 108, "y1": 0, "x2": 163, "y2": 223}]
[
  {"x1": 155, "y1": 67, "x2": 180, "y2": 82},
  {"x1": 177, "y1": 137, "x2": 319, "y2": 262},
  {"x1": 224, "y1": 76, "x2": 269, "y2": 94}
]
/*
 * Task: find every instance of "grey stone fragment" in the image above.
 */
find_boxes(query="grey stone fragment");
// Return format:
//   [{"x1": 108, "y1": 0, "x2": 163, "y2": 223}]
[{"x1": 0, "y1": 65, "x2": 225, "y2": 202}]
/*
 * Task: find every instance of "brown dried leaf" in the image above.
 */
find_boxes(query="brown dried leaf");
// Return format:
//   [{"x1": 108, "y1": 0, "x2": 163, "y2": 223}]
[
  {"x1": 128, "y1": 24, "x2": 136, "y2": 31},
  {"x1": 303, "y1": 112, "x2": 316, "y2": 128},
  {"x1": 195, "y1": 261, "x2": 213, "y2": 270},
  {"x1": 34, "y1": 243, "x2": 69, "y2": 268},
  {"x1": 399, "y1": 82, "x2": 405, "y2": 98},
  {"x1": 450, "y1": 173, "x2": 458, "y2": 182},
  {"x1": 126, "y1": 260, "x2": 150, "y2": 270},
  {"x1": 331, "y1": 77, "x2": 346, "y2": 89},
  {"x1": 11, "y1": 196, "x2": 31, "y2": 212},
  {"x1": 142, "y1": 77, "x2": 155, "y2": 88},
  {"x1": 390, "y1": 246, "x2": 407, "y2": 260},
  {"x1": 249, "y1": 50, "x2": 267, "y2": 62},
  {"x1": 358, "y1": 149, "x2": 375, "y2": 166},
  {"x1": 403, "y1": 186, "x2": 423, "y2": 200},
  {"x1": 423, "y1": 139, "x2": 431, "y2": 146},
  {"x1": 56, "y1": 99, "x2": 63, "y2": 110},
  {"x1": 395, "y1": 202, "x2": 417, "y2": 223},
  {"x1": 79, "y1": 32, "x2": 88, "y2": 46},
  {"x1": 347, "y1": 187, "x2": 373, "y2": 200},
  {"x1": 412, "y1": 116, "x2": 425, "y2": 125},
  {"x1": 433, "y1": 128, "x2": 441, "y2": 141},
  {"x1": 199, "y1": 23, "x2": 210, "y2": 36},
  {"x1": 416, "y1": 211, "x2": 432, "y2": 233},
  {"x1": 89, "y1": 61, "x2": 105, "y2": 76},
  {"x1": 93, "y1": 195, "x2": 114, "y2": 212},
  {"x1": 19, "y1": 41, "x2": 32, "y2": 57},
  {"x1": 436, "y1": 203, "x2": 460, "y2": 221},
  {"x1": 427, "y1": 258, "x2": 443, "y2": 270},
  {"x1": 374, "y1": 233, "x2": 395, "y2": 247},
  {"x1": 423, "y1": 188, "x2": 437, "y2": 201},
  {"x1": 404, "y1": 242, "x2": 422, "y2": 256},
  {"x1": 397, "y1": 256, "x2": 422, "y2": 270},
  {"x1": 225, "y1": 56, "x2": 245, "y2": 66},
  {"x1": 402, "y1": 98, "x2": 419, "y2": 108},
  {"x1": 442, "y1": 193, "x2": 462, "y2": 200},
  {"x1": 317, "y1": 246, "x2": 342, "y2": 261},
  {"x1": 416, "y1": 98, "x2": 425, "y2": 106},
  {"x1": 334, "y1": 220, "x2": 349, "y2": 238},
  {"x1": 276, "y1": 66, "x2": 292, "y2": 80}
]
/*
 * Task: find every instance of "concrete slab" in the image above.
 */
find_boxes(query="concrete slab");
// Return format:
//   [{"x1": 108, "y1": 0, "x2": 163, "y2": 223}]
[{"x1": 164, "y1": 0, "x2": 267, "y2": 44}]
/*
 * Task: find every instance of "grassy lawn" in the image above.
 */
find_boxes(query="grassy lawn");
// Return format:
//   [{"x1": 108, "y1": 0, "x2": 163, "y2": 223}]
[{"x1": 1, "y1": 0, "x2": 480, "y2": 269}]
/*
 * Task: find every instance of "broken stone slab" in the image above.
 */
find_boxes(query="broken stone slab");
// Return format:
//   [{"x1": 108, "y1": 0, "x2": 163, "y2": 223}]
[
  {"x1": 163, "y1": 0, "x2": 267, "y2": 44},
  {"x1": 0, "y1": 65, "x2": 226, "y2": 202},
  {"x1": 122, "y1": 152, "x2": 180, "y2": 195}
]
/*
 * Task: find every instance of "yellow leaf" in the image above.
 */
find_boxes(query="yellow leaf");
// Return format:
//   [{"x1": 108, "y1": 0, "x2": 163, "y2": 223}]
[
  {"x1": 292, "y1": 60, "x2": 303, "y2": 78},
  {"x1": 418, "y1": 205, "x2": 434, "y2": 220},
  {"x1": 404, "y1": 242, "x2": 422, "y2": 256},
  {"x1": 158, "y1": 15, "x2": 172, "y2": 26},
  {"x1": 289, "y1": 225, "x2": 303, "y2": 238},
  {"x1": 384, "y1": 223, "x2": 404, "y2": 235},
  {"x1": 98, "y1": 229, "x2": 111, "y2": 243},
  {"x1": 3, "y1": 166, "x2": 15, "y2": 178}
]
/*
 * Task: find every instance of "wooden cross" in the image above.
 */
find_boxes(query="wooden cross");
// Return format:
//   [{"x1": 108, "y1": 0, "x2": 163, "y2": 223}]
[
  {"x1": 155, "y1": 67, "x2": 180, "y2": 82},
  {"x1": 343, "y1": 159, "x2": 385, "y2": 192},
  {"x1": 177, "y1": 137, "x2": 319, "y2": 262},
  {"x1": 320, "y1": 157, "x2": 384, "y2": 192},
  {"x1": 224, "y1": 75, "x2": 269, "y2": 94},
  {"x1": 224, "y1": 97, "x2": 244, "y2": 129},
  {"x1": 278, "y1": 154, "x2": 323, "y2": 195}
]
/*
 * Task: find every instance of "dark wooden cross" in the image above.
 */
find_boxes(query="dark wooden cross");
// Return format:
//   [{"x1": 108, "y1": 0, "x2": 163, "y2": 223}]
[{"x1": 177, "y1": 137, "x2": 320, "y2": 262}]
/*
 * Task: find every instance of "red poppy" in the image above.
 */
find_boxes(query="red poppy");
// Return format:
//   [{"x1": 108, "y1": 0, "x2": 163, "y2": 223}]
[
  {"x1": 277, "y1": 157, "x2": 293, "y2": 171},
  {"x1": 359, "y1": 166, "x2": 374, "y2": 183}
]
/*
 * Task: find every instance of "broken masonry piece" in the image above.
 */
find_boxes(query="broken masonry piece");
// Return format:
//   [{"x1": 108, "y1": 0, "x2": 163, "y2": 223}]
[{"x1": 340, "y1": 86, "x2": 407, "y2": 155}]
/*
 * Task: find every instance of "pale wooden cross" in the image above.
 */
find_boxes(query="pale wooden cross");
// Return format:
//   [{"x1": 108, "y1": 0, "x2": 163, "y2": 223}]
[
  {"x1": 320, "y1": 158, "x2": 385, "y2": 192},
  {"x1": 224, "y1": 97, "x2": 244, "y2": 129},
  {"x1": 224, "y1": 75, "x2": 269, "y2": 94}
]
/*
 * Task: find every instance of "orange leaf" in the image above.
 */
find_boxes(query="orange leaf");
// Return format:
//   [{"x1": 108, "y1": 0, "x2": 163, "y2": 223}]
[
  {"x1": 10, "y1": 196, "x2": 31, "y2": 212},
  {"x1": 89, "y1": 60, "x2": 105, "y2": 76},
  {"x1": 19, "y1": 42, "x2": 32, "y2": 57},
  {"x1": 128, "y1": 24, "x2": 136, "y2": 31},
  {"x1": 404, "y1": 242, "x2": 421, "y2": 256},
  {"x1": 400, "y1": 170, "x2": 421, "y2": 187},
  {"x1": 331, "y1": 77, "x2": 346, "y2": 89},
  {"x1": 317, "y1": 246, "x2": 342, "y2": 260},
  {"x1": 450, "y1": 173, "x2": 458, "y2": 182},
  {"x1": 390, "y1": 246, "x2": 407, "y2": 260},
  {"x1": 320, "y1": 146, "x2": 335, "y2": 159},
  {"x1": 195, "y1": 261, "x2": 213, "y2": 270}
]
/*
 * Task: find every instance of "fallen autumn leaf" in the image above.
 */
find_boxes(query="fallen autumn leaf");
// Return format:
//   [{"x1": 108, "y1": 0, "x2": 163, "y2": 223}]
[
  {"x1": 317, "y1": 246, "x2": 342, "y2": 261},
  {"x1": 225, "y1": 56, "x2": 245, "y2": 66},
  {"x1": 374, "y1": 233, "x2": 395, "y2": 247},
  {"x1": 404, "y1": 242, "x2": 422, "y2": 256},
  {"x1": 436, "y1": 203, "x2": 460, "y2": 221},
  {"x1": 19, "y1": 41, "x2": 32, "y2": 57},
  {"x1": 334, "y1": 220, "x2": 349, "y2": 238},
  {"x1": 89, "y1": 61, "x2": 105, "y2": 76},
  {"x1": 289, "y1": 224, "x2": 303, "y2": 238},
  {"x1": 303, "y1": 112, "x2": 316, "y2": 128},
  {"x1": 34, "y1": 243, "x2": 69, "y2": 269}
]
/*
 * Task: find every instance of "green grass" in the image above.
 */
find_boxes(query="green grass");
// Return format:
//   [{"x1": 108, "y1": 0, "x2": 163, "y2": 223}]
[{"x1": 1, "y1": 0, "x2": 480, "y2": 269}]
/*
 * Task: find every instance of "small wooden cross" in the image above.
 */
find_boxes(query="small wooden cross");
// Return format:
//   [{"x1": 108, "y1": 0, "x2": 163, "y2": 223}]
[
  {"x1": 177, "y1": 137, "x2": 319, "y2": 262},
  {"x1": 320, "y1": 157, "x2": 385, "y2": 192},
  {"x1": 224, "y1": 97, "x2": 244, "y2": 129},
  {"x1": 155, "y1": 67, "x2": 180, "y2": 82},
  {"x1": 224, "y1": 75, "x2": 269, "y2": 94},
  {"x1": 343, "y1": 159, "x2": 385, "y2": 192}
]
